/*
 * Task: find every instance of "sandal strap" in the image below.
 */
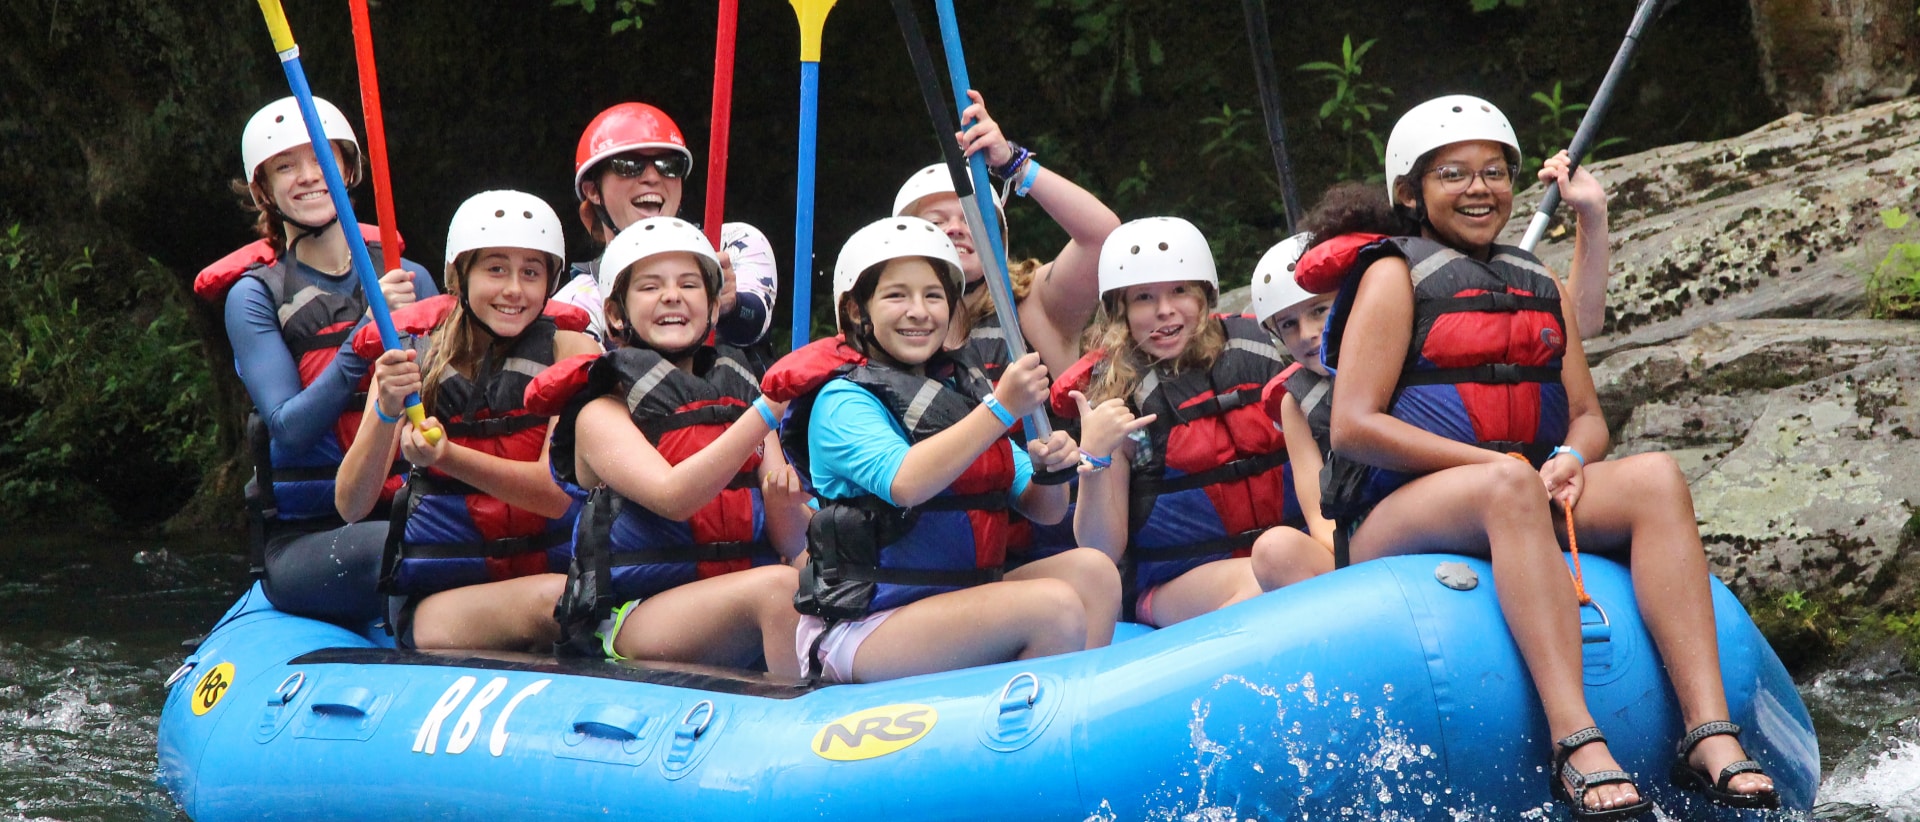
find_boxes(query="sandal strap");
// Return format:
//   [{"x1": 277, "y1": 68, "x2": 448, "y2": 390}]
[
  {"x1": 1677, "y1": 719, "x2": 1742, "y2": 757},
  {"x1": 1557, "y1": 726, "x2": 1609, "y2": 753},
  {"x1": 1714, "y1": 759, "x2": 1765, "y2": 791},
  {"x1": 1564, "y1": 767, "x2": 1636, "y2": 792}
]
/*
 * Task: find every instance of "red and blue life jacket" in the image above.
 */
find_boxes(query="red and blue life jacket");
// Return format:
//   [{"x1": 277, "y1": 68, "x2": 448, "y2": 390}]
[
  {"x1": 527, "y1": 344, "x2": 775, "y2": 618},
  {"x1": 195, "y1": 225, "x2": 403, "y2": 526},
  {"x1": 1264, "y1": 362, "x2": 1333, "y2": 457},
  {"x1": 351, "y1": 295, "x2": 589, "y2": 597},
  {"x1": 765, "y1": 337, "x2": 1013, "y2": 620},
  {"x1": 1050, "y1": 316, "x2": 1301, "y2": 594},
  {"x1": 1312, "y1": 234, "x2": 1570, "y2": 514}
]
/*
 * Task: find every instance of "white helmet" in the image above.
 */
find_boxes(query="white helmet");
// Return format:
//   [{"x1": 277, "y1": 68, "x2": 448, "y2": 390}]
[
  {"x1": 1249, "y1": 233, "x2": 1316, "y2": 324},
  {"x1": 892, "y1": 164, "x2": 956, "y2": 217},
  {"x1": 242, "y1": 96, "x2": 361, "y2": 185},
  {"x1": 445, "y1": 191, "x2": 568, "y2": 285},
  {"x1": 832, "y1": 217, "x2": 963, "y2": 326},
  {"x1": 1097, "y1": 217, "x2": 1217, "y2": 299},
  {"x1": 1382, "y1": 95, "x2": 1521, "y2": 207},
  {"x1": 599, "y1": 217, "x2": 722, "y2": 300}
]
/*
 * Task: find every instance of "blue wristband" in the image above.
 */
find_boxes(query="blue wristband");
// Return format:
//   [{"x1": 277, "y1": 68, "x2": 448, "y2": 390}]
[
  {"x1": 981, "y1": 395, "x2": 1016, "y2": 428},
  {"x1": 375, "y1": 402, "x2": 403, "y2": 424},
  {"x1": 1550, "y1": 445, "x2": 1585, "y2": 466},
  {"x1": 1015, "y1": 158, "x2": 1042, "y2": 197},
  {"x1": 753, "y1": 397, "x2": 780, "y2": 430}
]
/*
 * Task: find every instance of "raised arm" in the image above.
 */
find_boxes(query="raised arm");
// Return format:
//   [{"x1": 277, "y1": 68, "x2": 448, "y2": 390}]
[
  {"x1": 1538, "y1": 151, "x2": 1610, "y2": 335},
  {"x1": 228, "y1": 277, "x2": 363, "y2": 452}
]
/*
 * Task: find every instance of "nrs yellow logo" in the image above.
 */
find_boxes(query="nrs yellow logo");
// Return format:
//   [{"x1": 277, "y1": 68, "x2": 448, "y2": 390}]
[
  {"x1": 811, "y1": 704, "x2": 938, "y2": 761},
  {"x1": 190, "y1": 662, "x2": 236, "y2": 716}
]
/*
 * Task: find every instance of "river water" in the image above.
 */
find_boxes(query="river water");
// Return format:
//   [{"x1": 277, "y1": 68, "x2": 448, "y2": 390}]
[{"x1": 2, "y1": 530, "x2": 1915, "y2": 821}]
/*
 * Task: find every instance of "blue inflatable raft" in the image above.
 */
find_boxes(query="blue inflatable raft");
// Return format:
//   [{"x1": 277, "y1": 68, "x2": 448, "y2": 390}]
[{"x1": 157, "y1": 555, "x2": 1817, "y2": 819}]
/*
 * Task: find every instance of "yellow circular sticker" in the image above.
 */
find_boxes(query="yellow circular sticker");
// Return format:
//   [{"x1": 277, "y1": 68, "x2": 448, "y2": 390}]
[
  {"x1": 811, "y1": 704, "x2": 938, "y2": 761},
  {"x1": 190, "y1": 662, "x2": 236, "y2": 716}
]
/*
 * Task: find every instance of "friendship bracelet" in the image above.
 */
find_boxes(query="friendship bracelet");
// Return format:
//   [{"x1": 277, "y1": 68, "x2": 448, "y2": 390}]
[
  {"x1": 1550, "y1": 445, "x2": 1586, "y2": 466},
  {"x1": 375, "y1": 403, "x2": 403, "y2": 424},
  {"x1": 1015, "y1": 158, "x2": 1042, "y2": 197},
  {"x1": 1078, "y1": 449, "x2": 1113, "y2": 472},
  {"x1": 992, "y1": 143, "x2": 1032, "y2": 180},
  {"x1": 752, "y1": 397, "x2": 780, "y2": 430},
  {"x1": 981, "y1": 395, "x2": 1017, "y2": 428}
]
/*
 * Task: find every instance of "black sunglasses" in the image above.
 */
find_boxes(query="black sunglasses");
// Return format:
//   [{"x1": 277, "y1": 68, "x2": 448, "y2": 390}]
[{"x1": 606, "y1": 152, "x2": 692, "y2": 180}]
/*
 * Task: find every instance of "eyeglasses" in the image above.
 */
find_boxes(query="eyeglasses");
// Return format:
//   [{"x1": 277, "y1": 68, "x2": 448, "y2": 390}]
[
  {"x1": 607, "y1": 152, "x2": 691, "y2": 180},
  {"x1": 1427, "y1": 163, "x2": 1519, "y2": 193}
]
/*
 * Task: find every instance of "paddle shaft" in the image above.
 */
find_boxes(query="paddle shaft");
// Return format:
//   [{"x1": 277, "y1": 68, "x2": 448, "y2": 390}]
[
  {"x1": 347, "y1": 0, "x2": 401, "y2": 276},
  {"x1": 789, "y1": 0, "x2": 838, "y2": 349},
  {"x1": 705, "y1": 0, "x2": 739, "y2": 251},
  {"x1": 1518, "y1": 0, "x2": 1662, "y2": 253},
  {"x1": 927, "y1": 0, "x2": 1050, "y2": 439},
  {"x1": 1240, "y1": 0, "x2": 1303, "y2": 232},
  {"x1": 255, "y1": 0, "x2": 439, "y2": 443}
]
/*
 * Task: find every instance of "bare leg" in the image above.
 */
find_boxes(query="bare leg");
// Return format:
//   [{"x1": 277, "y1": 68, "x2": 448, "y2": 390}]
[
  {"x1": 1006, "y1": 547, "x2": 1122, "y2": 647},
  {"x1": 850, "y1": 578, "x2": 1086, "y2": 683},
  {"x1": 412, "y1": 573, "x2": 567, "y2": 652},
  {"x1": 1349, "y1": 459, "x2": 1640, "y2": 812},
  {"x1": 1143, "y1": 557, "x2": 1264, "y2": 627},
  {"x1": 610, "y1": 564, "x2": 803, "y2": 677},
  {"x1": 1250, "y1": 525, "x2": 1334, "y2": 591},
  {"x1": 1567, "y1": 454, "x2": 1775, "y2": 798}
]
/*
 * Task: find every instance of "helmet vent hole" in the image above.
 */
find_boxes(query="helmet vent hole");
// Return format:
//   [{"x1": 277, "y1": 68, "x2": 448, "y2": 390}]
[
  {"x1": 1451, "y1": 106, "x2": 1464, "y2": 113},
  {"x1": 1130, "y1": 245, "x2": 1140, "y2": 255},
  {"x1": 523, "y1": 211, "x2": 532, "y2": 219},
  {"x1": 896, "y1": 224, "x2": 908, "y2": 231},
  {"x1": 494, "y1": 210, "x2": 505, "y2": 218},
  {"x1": 274, "y1": 115, "x2": 285, "y2": 123},
  {"x1": 1262, "y1": 274, "x2": 1271, "y2": 283},
  {"x1": 1158, "y1": 242, "x2": 1169, "y2": 251}
]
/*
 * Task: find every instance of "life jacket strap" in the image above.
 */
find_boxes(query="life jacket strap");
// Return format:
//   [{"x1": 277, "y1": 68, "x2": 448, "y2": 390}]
[
  {"x1": 1132, "y1": 529, "x2": 1263, "y2": 562},
  {"x1": 638, "y1": 403, "x2": 747, "y2": 440},
  {"x1": 440, "y1": 414, "x2": 549, "y2": 440},
  {"x1": 1133, "y1": 449, "x2": 1289, "y2": 497},
  {"x1": 833, "y1": 564, "x2": 1003, "y2": 588},
  {"x1": 1163, "y1": 384, "x2": 1263, "y2": 426},
  {"x1": 402, "y1": 528, "x2": 569, "y2": 560},
  {"x1": 288, "y1": 327, "x2": 354, "y2": 356},
  {"x1": 1426, "y1": 292, "x2": 1562, "y2": 316},
  {"x1": 1399, "y1": 364, "x2": 1562, "y2": 387}
]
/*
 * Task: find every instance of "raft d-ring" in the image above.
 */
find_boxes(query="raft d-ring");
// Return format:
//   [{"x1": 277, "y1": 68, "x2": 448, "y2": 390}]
[
  {"x1": 271, "y1": 672, "x2": 306, "y2": 706},
  {"x1": 681, "y1": 699, "x2": 715, "y2": 738},
  {"x1": 999, "y1": 672, "x2": 1041, "y2": 708},
  {"x1": 1579, "y1": 599, "x2": 1612, "y2": 645},
  {"x1": 164, "y1": 662, "x2": 196, "y2": 688}
]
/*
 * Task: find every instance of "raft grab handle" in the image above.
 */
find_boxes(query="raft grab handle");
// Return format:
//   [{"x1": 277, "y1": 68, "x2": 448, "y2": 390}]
[
  {"x1": 572, "y1": 704, "x2": 649, "y2": 742},
  {"x1": 1579, "y1": 600, "x2": 1611, "y2": 645},
  {"x1": 679, "y1": 700, "x2": 716, "y2": 740}
]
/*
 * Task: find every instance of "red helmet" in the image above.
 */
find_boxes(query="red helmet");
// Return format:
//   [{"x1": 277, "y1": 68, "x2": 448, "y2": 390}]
[{"x1": 573, "y1": 103, "x2": 693, "y2": 200}]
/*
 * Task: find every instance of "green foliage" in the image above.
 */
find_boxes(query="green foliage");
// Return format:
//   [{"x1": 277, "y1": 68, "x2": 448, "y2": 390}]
[
  {"x1": 0, "y1": 224, "x2": 218, "y2": 527},
  {"x1": 1298, "y1": 36, "x2": 1392, "y2": 181},
  {"x1": 1527, "y1": 81, "x2": 1627, "y2": 173},
  {"x1": 552, "y1": 0, "x2": 657, "y2": 34},
  {"x1": 1471, "y1": 0, "x2": 1526, "y2": 10},
  {"x1": 1866, "y1": 209, "x2": 1920, "y2": 319},
  {"x1": 1031, "y1": 0, "x2": 1163, "y2": 115}
]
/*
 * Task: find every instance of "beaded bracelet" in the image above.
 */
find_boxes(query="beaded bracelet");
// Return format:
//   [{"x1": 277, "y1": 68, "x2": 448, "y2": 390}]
[
  {"x1": 981, "y1": 395, "x2": 1016, "y2": 428},
  {"x1": 375, "y1": 403, "x2": 403, "y2": 424},
  {"x1": 1015, "y1": 159, "x2": 1042, "y2": 197},
  {"x1": 992, "y1": 143, "x2": 1032, "y2": 180}
]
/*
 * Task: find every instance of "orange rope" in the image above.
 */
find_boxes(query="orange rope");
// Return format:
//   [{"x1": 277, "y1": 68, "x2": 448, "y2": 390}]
[
  {"x1": 1508, "y1": 452, "x2": 1592, "y2": 606},
  {"x1": 1564, "y1": 499, "x2": 1591, "y2": 605}
]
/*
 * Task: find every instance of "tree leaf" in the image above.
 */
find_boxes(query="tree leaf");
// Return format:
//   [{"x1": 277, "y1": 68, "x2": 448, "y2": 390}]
[{"x1": 1881, "y1": 209, "x2": 1912, "y2": 231}]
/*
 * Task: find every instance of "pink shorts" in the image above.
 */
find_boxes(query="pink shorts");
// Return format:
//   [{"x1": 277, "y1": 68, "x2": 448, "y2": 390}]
[
  {"x1": 794, "y1": 610, "x2": 895, "y2": 683},
  {"x1": 1135, "y1": 585, "x2": 1162, "y2": 628}
]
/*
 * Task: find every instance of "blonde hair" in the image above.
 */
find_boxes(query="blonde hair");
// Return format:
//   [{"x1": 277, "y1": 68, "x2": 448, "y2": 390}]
[
  {"x1": 1083, "y1": 282, "x2": 1227, "y2": 407},
  {"x1": 954, "y1": 257, "x2": 1042, "y2": 339}
]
